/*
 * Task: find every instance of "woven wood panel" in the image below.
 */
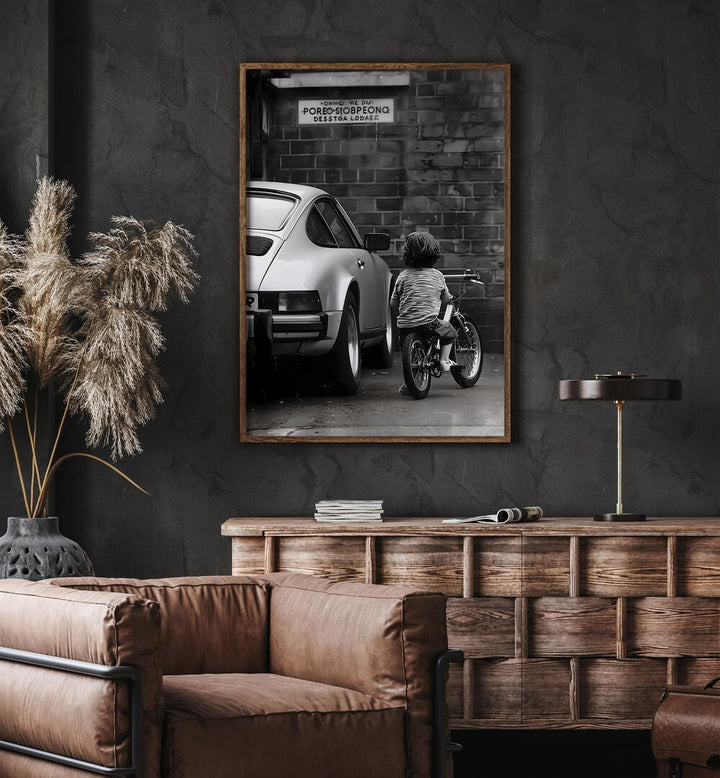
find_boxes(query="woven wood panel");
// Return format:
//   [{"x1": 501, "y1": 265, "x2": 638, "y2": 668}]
[
  {"x1": 578, "y1": 659, "x2": 667, "y2": 719},
  {"x1": 628, "y1": 597, "x2": 720, "y2": 657},
  {"x1": 473, "y1": 537, "x2": 522, "y2": 596},
  {"x1": 447, "y1": 663, "x2": 464, "y2": 718},
  {"x1": 529, "y1": 597, "x2": 617, "y2": 657},
  {"x1": 471, "y1": 659, "x2": 571, "y2": 723},
  {"x1": 377, "y1": 537, "x2": 464, "y2": 595},
  {"x1": 678, "y1": 537, "x2": 720, "y2": 596},
  {"x1": 447, "y1": 598, "x2": 515, "y2": 658},
  {"x1": 581, "y1": 537, "x2": 667, "y2": 596},
  {"x1": 230, "y1": 536, "x2": 265, "y2": 575},
  {"x1": 276, "y1": 536, "x2": 366, "y2": 581},
  {"x1": 678, "y1": 658, "x2": 720, "y2": 685},
  {"x1": 522, "y1": 537, "x2": 571, "y2": 596},
  {"x1": 471, "y1": 659, "x2": 522, "y2": 723}
]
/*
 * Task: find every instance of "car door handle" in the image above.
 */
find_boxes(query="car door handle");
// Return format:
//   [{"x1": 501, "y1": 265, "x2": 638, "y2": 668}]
[{"x1": 356, "y1": 258, "x2": 365, "y2": 269}]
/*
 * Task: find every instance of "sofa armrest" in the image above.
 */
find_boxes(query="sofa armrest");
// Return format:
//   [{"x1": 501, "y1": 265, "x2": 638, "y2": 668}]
[
  {"x1": 264, "y1": 572, "x2": 448, "y2": 778},
  {"x1": 0, "y1": 579, "x2": 162, "y2": 778}
]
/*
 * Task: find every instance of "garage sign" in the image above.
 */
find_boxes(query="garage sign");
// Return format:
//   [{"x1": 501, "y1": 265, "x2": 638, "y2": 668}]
[{"x1": 298, "y1": 98, "x2": 394, "y2": 124}]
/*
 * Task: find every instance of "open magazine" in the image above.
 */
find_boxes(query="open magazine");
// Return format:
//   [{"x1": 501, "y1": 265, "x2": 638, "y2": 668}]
[{"x1": 442, "y1": 506, "x2": 543, "y2": 525}]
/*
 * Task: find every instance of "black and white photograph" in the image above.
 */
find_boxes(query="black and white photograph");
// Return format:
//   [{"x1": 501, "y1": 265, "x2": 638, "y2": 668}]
[{"x1": 240, "y1": 63, "x2": 510, "y2": 441}]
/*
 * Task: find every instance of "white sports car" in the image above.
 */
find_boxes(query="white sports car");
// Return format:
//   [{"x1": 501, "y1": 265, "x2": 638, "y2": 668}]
[{"x1": 245, "y1": 181, "x2": 394, "y2": 394}]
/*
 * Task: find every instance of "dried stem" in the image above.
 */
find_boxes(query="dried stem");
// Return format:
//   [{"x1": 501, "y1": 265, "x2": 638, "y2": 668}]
[
  {"x1": 34, "y1": 451, "x2": 150, "y2": 517},
  {"x1": 23, "y1": 389, "x2": 42, "y2": 507},
  {"x1": 8, "y1": 420, "x2": 31, "y2": 518},
  {"x1": 32, "y1": 385, "x2": 39, "y2": 484},
  {"x1": 23, "y1": 400, "x2": 35, "y2": 507},
  {"x1": 32, "y1": 359, "x2": 82, "y2": 517}
]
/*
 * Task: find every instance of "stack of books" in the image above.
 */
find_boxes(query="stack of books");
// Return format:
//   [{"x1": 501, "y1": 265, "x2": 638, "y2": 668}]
[{"x1": 314, "y1": 500, "x2": 384, "y2": 523}]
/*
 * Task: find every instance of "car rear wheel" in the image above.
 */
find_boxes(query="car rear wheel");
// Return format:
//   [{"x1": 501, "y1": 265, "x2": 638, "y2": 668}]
[
  {"x1": 364, "y1": 300, "x2": 394, "y2": 369},
  {"x1": 331, "y1": 293, "x2": 360, "y2": 395}
]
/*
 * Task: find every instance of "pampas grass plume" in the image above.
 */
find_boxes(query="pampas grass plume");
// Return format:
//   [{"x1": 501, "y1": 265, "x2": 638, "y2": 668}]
[
  {"x1": 0, "y1": 222, "x2": 27, "y2": 428},
  {"x1": 1, "y1": 176, "x2": 198, "y2": 481}
]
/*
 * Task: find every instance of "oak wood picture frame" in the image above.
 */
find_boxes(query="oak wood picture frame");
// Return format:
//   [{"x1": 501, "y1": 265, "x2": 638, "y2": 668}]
[{"x1": 239, "y1": 62, "x2": 511, "y2": 443}]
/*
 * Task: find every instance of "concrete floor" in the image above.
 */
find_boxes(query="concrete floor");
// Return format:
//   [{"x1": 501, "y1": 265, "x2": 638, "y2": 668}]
[{"x1": 246, "y1": 353, "x2": 505, "y2": 438}]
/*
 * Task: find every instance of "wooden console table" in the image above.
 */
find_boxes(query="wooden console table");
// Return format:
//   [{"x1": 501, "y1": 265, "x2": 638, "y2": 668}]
[{"x1": 221, "y1": 517, "x2": 720, "y2": 730}]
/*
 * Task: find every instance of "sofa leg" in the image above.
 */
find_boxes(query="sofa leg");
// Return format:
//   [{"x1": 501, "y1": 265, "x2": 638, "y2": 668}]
[
  {"x1": 0, "y1": 646, "x2": 144, "y2": 777},
  {"x1": 434, "y1": 648, "x2": 464, "y2": 778}
]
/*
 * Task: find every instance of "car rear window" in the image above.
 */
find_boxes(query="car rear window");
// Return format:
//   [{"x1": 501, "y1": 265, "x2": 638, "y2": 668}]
[
  {"x1": 247, "y1": 192, "x2": 297, "y2": 230},
  {"x1": 306, "y1": 207, "x2": 337, "y2": 248},
  {"x1": 315, "y1": 200, "x2": 357, "y2": 248}
]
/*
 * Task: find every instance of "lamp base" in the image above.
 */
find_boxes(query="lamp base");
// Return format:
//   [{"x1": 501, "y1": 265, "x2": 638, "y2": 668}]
[{"x1": 594, "y1": 513, "x2": 646, "y2": 522}]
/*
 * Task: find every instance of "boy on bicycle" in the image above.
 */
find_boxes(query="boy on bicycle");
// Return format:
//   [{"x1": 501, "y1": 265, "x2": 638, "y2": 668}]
[{"x1": 390, "y1": 231, "x2": 456, "y2": 395}]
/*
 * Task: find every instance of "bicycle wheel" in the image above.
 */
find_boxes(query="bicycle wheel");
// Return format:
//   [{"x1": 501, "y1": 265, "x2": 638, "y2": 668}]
[
  {"x1": 451, "y1": 316, "x2": 483, "y2": 388},
  {"x1": 401, "y1": 333, "x2": 431, "y2": 399}
]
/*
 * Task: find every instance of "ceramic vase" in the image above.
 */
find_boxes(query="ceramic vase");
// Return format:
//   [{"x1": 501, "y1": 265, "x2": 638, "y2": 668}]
[{"x1": 0, "y1": 516, "x2": 94, "y2": 580}]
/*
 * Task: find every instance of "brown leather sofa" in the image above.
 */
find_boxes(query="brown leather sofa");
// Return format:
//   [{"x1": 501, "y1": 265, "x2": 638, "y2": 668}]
[{"x1": 0, "y1": 573, "x2": 457, "y2": 778}]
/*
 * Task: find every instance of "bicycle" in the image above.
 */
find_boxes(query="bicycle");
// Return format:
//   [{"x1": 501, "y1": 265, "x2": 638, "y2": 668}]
[{"x1": 400, "y1": 270, "x2": 484, "y2": 400}]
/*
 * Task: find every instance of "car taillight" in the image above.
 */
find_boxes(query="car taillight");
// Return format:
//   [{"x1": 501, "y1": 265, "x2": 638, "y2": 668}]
[{"x1": 277, "y1": 291, "x2": 322, "y2": 313}]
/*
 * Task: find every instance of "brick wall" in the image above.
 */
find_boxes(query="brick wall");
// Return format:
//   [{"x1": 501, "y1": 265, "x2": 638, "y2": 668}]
[{"x1": 262, "y1": 68, "x2": 506, "y2": 353}]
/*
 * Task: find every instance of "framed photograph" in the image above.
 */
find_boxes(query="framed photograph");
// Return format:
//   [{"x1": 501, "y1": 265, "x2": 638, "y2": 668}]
[{"x1": 239, "y1": 63, "x2": 510, "y2": 442}]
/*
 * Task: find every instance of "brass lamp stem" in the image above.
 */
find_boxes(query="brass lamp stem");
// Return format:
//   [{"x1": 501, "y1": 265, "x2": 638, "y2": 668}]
[{"x1": 615, "y1": 400, "x2": 626, "y2": 514}]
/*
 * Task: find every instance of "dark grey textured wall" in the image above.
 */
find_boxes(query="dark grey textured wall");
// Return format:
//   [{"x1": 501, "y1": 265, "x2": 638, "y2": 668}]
[
  {"x1": 0, "y1": 0, "x2": 49, "y2": 229},
  {"x1": 2, "y1": 0, "x2": 719, "y2": 578},
  {"x1": 0, "y1": 0, "x2": 50, "y2": 517}
]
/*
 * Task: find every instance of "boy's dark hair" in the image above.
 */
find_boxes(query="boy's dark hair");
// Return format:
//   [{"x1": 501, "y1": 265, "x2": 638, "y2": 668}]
[{"x1": 402, "y1": 231, "x2": 441, "y2": 268}]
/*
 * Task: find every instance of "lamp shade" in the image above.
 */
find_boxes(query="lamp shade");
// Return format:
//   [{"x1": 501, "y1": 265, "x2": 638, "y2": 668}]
[{"x1": 559, "y1": 376, "x2": 681, "y2": 402}]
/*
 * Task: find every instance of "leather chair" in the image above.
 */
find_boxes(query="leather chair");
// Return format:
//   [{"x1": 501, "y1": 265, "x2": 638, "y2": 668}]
[
  {"x1": 0, "y1": 573, "x2": 459, "y2": 778},
  {"x1": 652, "y1": 678, "x2": 720, "y2": 776}
]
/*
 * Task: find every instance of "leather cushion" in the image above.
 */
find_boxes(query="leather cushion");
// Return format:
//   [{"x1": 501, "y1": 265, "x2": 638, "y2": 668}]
[
  {"x1": 264, "y1": 572, "x2": 447, "y2": 778},
  {"x1": 50, "y1": 576, "x2": 270, "y2": 675},
  {"x1": 0, "y1": 662, "x2": 122, "y2": 766},
  {"x1": 162, "y1": 673, "x2": 406, "y2": 778}
]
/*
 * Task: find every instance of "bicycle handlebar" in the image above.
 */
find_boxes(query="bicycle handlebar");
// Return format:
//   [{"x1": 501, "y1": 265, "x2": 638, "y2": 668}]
[{"x1": 442, "y1": 270, "x2": 485, "y2": 285}]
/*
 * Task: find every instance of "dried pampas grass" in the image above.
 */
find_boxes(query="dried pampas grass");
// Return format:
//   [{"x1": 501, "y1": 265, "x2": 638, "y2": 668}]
[
  {"x1": 0, "y1": 223, "x2": 27, "y2": 428},
  {"x1": 83, "y1": 217, "x2": 199, "y2": 311},
  {"x1": 71, "y1": 215, "x2": 198, "y2": 459},
  {"x1": 69, "y1": 305, "x2": 166, "y2": 460},
  {"x1": 16, "y1": 252, "x2": 90, "y2": 386},
  {"x1": 16, "y1": 178, "x2": 88, "y2": 386},
  {"x1": 0, "y1": 320, "x2": 27, "y2": 430},
  {"x1": 0, "y1": 177, "x2": 198, "y2": 515},
  {"x1": 26, "y1": 177, "x2": 76, "y2": 254}
]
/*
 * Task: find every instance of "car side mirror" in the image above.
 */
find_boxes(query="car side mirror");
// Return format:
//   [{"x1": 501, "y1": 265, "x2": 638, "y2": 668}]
[{"x1": 363, "y1": 232, "x2": 390, "y2": 252}]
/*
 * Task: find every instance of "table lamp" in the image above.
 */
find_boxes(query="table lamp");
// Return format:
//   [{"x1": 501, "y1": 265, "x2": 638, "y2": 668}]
[{"x1": 558, "y1": 373, "x2": 681, "y2": 522}]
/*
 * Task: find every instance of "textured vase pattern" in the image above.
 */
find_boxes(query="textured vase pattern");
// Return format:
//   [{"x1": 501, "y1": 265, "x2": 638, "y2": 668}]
[{"x1": 0, "y1": 517, "x2": 95, "y2": 580}]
